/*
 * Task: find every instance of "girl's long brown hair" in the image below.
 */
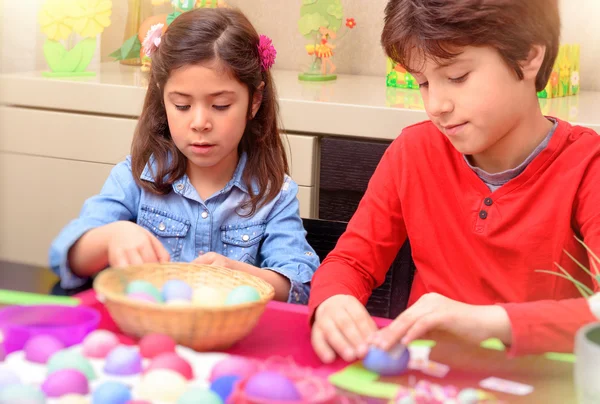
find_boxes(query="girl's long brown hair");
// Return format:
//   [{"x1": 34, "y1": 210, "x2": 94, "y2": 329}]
[{"x1": 131, "y1": 7, "x2": 288, "y2": 216}]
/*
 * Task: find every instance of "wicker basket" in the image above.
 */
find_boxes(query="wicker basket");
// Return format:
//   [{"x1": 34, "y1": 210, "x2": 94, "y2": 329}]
[{"x1": 93, "y1": 263, "x2": 275, "y2": 351}]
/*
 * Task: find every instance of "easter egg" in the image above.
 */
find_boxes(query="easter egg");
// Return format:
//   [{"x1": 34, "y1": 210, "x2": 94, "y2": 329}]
[
  {"x1": 146, "y1": 352, "x2": 193, "y2": 380},
  {"x1": 0, "y1": 385, "x2": 46, "y2": 404},
  {"x1": 127, "y1": 292, "x2": 157, "y2": 303},
  {"x1": 244, "y1": 371, "x2": 301, "y2": 401},
  {"x1": 225, "y1": 286, "x2": 261, "y2": 305},
  {"x1": 24, "y1": 335, "x2": 65, "y2": 364},
  {"x1": 210, "y1": 375, "x2": 240, "y2": 402},
  {"x1": 48, "y1": 350, "x2": 96, "y2": 381},
  {"x1": 82, "y1": 330, "x2": 120, "y2": 359},
  {"x1": 362, "y1": 343, "x2": 410, "y2": 376},
  {"x1": 126, "y1": 281, "x2": 163, "y2": 303},
  {"x1": 104, "y1": 346, "x2": 142, "y2": 376},
  {"x1": 42, "y1": 369, "x2": 89, "y2": 398},
  {"x1": 192, "y1": 286, "x2": 227, "y2": 307},
  {"x1": 134, "y1": 369, "x2": 188, "y2": 402},
  {"x1": 178, "y1": 387, "x2": 223, "y2": 404},
  {"x1": 0, "y1": 368, "x2": 20, "y2": 391},
  {"x1": 139, "y1": 334, "x2": 177, "y2": 359},
  {"x1": 209, "y1": 356, "x2": 258, "y2": 381},
  {"x1": 162, "y1": 279, "x2": 193, "y2": 302},
  {"x1": 57, "y1": 394, "x2": 88, "y2": 404},
  {"x1": 92, "y1": 381, "x2": 131, "y2": 404},
  {"x1": 0, "y1": 344, "x2": 5, "y2": 362}
]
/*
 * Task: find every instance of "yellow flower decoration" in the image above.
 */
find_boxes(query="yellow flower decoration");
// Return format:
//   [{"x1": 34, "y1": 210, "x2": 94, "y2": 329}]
[
  {"x1": 38, "y1": 0, "x2": 75, "y2": 41},
  {"x1": 68, "y1": 0, "x2": 113, "y2": 38}
]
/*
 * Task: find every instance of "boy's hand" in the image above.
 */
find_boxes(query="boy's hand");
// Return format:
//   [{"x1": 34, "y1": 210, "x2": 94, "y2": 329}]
[
  {"x1": 192, "y1": 252, "x2": 235, "y2": 269},
  {"x1": 107, "y1": 221, "x2": 170, "y2": 267},
  {"x1": 369, "y1": 293, "x2": 512, "y2": 350},
  {"x1": 311, "y1": 295, "x2": 378, "y2": 364}
]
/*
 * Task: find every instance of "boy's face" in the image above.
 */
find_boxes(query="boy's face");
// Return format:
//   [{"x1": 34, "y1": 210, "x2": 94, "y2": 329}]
[{"x1": 410, "y1": 46, "x2": 533, "y2": 157}]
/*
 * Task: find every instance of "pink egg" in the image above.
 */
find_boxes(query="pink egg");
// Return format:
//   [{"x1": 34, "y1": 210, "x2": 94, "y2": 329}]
[
  {"x1": 146, "y1": 352, "x2": 193, "y2": 380},
  {"x1": 139, "y1": 334, "x2": 176, "y2": 359},
  {"x1": 210, "y1": 356, "x2": 258, "y2": 381},
  {"x1": 42, "y1": 369, "x2": 89, "y2": 397},
  {"x1": 24, "y1": 334, "x2": 65, "y2": 364},
  {"x1": 82, "y1": 330, "x2": 120, "y2": 359},
  {"x1": 128, "y1": 292, "x2": 157, "y2": 303}
]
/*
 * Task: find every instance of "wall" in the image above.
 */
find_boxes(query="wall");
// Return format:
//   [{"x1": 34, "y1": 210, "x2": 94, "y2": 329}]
[{"x1": 2, "y1": 0, "x2": 600, "y2": 90}]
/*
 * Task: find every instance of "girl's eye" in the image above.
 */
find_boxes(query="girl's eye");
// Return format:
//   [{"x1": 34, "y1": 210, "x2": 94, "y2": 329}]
[
  {"x1": 175, "y1": 105, "x2": 190, "y2": 111},
  {"x1": 450, "y1": 73, "x2": 470, "y2": 83},
  {"x1": 213, "y1": 105, "x2": 231, "y2": 111}
]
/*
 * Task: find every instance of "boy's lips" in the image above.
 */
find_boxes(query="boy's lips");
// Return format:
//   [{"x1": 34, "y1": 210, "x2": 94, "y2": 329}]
[{"x1": 442, "y1": 122, "x2": 468, "y2": 136}]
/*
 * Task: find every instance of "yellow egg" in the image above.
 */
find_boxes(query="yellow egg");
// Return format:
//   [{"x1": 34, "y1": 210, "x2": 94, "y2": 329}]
[
  {"x1": 192, "y1": 286, "x2": 227, "y2": 307},
  {"x1": 134, "y1": 369, "x2": 188, "y2": 402},
  {"x1": 57, "y1": 394, "x2": 89, "y2": 404}
]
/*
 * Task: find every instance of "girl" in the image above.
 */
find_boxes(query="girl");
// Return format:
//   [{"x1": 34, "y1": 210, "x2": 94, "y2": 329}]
[{"x1": 49, "y1": 8, "x2": 318, "y2": 304}]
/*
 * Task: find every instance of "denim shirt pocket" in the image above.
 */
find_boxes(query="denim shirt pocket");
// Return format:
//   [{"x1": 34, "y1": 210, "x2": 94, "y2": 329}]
[
  {"x1": 138, "y1": 205, "x2": 190, "y2": 261},
  {"x1": 220, "y1": 221, "x2": 266, "y2": 265}
]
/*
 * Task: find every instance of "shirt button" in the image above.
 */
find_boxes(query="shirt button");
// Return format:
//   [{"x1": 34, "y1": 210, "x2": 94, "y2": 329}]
[
  {"x1": 201, "y1": 211, "x2": 209, "y2": 219},
  {"x1": 158, "y1": 222, "x2": 166, "y2": 231},
  {"x1": 484, "y1": 197, "x2": 493, "y2": 206},
  {"x1": 479, "y1": 210, "x2": 488, "y2": 220},
  {"x1": 242, "y1": 235, "x2": 250, "y2": 242},
  {"x1": 176, "y1": 183, "x2": 184, "y2": 191}
]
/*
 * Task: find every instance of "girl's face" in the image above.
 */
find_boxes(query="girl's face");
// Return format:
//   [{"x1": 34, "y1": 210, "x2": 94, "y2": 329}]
[{"x1": 163, "y1": 62, "x2": 262, "y2": 178}]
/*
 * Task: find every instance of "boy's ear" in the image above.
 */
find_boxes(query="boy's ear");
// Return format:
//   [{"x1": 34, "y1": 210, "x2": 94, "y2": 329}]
[
  {"x1": 521, "y1": 45, "x2": 546, "y2": 82},
  {"x1": 251, "y1": 82, "x2": 265, "y2": 119}
]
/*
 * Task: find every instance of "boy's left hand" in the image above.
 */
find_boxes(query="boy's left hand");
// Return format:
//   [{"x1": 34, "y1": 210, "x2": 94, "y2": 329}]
[{"x1": 369, "y1": 293, "x2": 513, "y2": 350}]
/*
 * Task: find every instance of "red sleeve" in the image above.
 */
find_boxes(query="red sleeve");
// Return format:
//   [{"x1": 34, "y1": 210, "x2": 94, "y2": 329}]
[
  {"x1": 308, "y1": 137, "x2": 408, "y2": 319},
  {"x1": 500, "y1": 139, "x2": 600, "y2": 356}
]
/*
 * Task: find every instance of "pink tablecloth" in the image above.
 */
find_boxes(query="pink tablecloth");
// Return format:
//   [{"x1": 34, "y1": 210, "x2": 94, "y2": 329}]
[{"x1": 75, "y1": 290, "x2": 391, "y2": 375}]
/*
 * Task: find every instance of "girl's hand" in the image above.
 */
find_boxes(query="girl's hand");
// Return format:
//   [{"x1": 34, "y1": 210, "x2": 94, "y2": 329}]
[
  {"x1": 106, "y1": 221, "x2": 170, "y2": 267},
  {"x1": 369, "y1": 293, "x2": 512, "y2": 350},
  {"x1": 192, "y1": 252, "x2": 236, "y2": 269},
  {"x1": 311, "y1": 294, "x2": 378, "y2": 364}
]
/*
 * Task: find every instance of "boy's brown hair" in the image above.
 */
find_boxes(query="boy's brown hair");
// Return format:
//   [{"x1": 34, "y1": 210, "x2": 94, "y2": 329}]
[
  {"x1": 131, "y1": 8, "x2": 288, "y2": 216},
  {"x1": 381, "y1": 0, "x2": 560, "y2": 91}
]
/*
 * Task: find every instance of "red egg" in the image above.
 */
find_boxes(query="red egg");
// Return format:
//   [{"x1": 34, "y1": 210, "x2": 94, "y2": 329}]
[
  {"x1": 138, "y1": 334, "x2": 176, "y2": 359},
  {"x1": 145, "y1": 352, "x2": 193, "y2": 380}
]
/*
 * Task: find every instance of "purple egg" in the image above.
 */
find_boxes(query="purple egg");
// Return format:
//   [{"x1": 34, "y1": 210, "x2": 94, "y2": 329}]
[
  {"x1": 245, "y1": 371, "x2": 301, "y2": 401},
  {"x1": 162, "y1": 279, "x2": 193, "y2": 302},
  {"x1": 24, "y1": 334, "x2": 65, "y2": 364},
  {"x1": 0, "y1": 368, "x2": 20, "y2": 391},
  {"x1": 362, "y1": 343, "x2": 411, "y2": 376},
  {"x1": 42, "y1": 368, "x2": 89, "y2": 397},
  {"x1": 128, "y1": 292, "x2": 157, "y2": 303},
  {"x1": 104, "y1": 346, "x2": 142, "y2": 376}
]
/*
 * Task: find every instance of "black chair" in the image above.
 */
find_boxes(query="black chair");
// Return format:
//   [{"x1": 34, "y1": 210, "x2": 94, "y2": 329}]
[{"x1": 303, "y1": 218, "x2": 415, "y2": 319}]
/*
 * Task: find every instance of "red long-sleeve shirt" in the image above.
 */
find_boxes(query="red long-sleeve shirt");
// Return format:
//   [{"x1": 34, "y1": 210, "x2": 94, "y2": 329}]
[{"x1": 308, "y1": 118, "x2": 600, "y2": 356}]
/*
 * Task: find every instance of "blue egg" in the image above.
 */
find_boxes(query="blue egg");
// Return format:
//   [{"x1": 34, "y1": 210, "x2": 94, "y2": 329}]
[
  {"x1": 225, "y1": 286, "x2": 261, "y2": 305},
  {"x1": 92, "y1": 381, "x2": 131, "y2": 404},
  {"x1": 210, "y1": 375, "x2": 240, "y2": 402},
  {"x1": 362, "y1": 343, "x2": 410, "y2": 376},
  {"x1": 162, "y1": 279, "x2": 193, "y2": 302}
]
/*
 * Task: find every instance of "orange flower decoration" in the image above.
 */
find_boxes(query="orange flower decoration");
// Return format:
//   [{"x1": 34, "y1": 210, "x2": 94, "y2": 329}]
[{"x1": 346, "y1": 18, "x2": 356, "y2": 29}]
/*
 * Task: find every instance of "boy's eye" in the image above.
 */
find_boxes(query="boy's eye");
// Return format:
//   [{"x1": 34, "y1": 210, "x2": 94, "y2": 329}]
[
  {"x1": 213, "y1": 105, "x2": 231, "y2": 111},
  {"x1": 449, "y1": 73, "x2": 470, "y2": 83},
  {"x1": 418, "y1": 81, "x2": 429, "y2": 88},
  {"x1": 175, "y1": 105, "x2": 190, "y2": 111}
]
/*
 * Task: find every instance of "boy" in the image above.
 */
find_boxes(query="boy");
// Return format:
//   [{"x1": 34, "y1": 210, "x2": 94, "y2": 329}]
[{"x1": 309, "y1": 0, "x2": 600, "y2": 363}]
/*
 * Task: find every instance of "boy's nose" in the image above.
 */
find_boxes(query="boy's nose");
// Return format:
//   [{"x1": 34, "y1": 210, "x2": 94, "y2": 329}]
[{"x1": 426, "y1": 88, "x2": 454, "y2": 117}]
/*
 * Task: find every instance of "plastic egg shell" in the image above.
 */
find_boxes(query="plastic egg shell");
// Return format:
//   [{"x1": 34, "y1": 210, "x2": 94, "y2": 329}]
[
  {"x1": 209, "y1": 356, "x2": 258, "y2": 381},
  {"x1": 126, "y1": 281, "x2": 163, "y2": 302},
  {"x1": 146, "y1": 352, "x2": 194, "y2": 380},
  {"x1": 24, "y1": 334, "x2": 65, "y2": 364},
  {"x1": 134, "y1": 369, "x2": 188, "y2": 402},
  {"x1": 103, "y1": 346, "x2": 142, "y2": 376},
  {"x1": 244, "y1": 371, "x2": 301, "y2": 401},
  {"x1": 139, "y1": 333, "x2": 177, "y2": 359},
  {"x1": 47, "y1": 350, "x2": 97, "y2": 381},
  {"x1": 162, "y1": 279, "x2": 193, "y2": 302},
  {"x1": 82, "y1": 330, "x2": 120, "y2": 359},
  {"x1": 178, "y1": 387, "x2": 224, "y2": 404},
  {"x1": 42, "y1": 368, "x2": 89, "y2": 397},
  {"x1": 225, "y1": 286, "x2": 261, "y2": 305},
  {"x1": 92, "y1": 381, "x2": 131, "y2": 404},
  {"x1": 362, "y1": 343, "x2": 410, "y2": 376},
  {"x1": 0, "y1": 384, "x2": 46, "y2": 404}
]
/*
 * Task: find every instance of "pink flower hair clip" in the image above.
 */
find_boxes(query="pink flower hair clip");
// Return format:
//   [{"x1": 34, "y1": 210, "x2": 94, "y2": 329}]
[
  {"x1": 257, "y1": 34, "x2": 277, "y2": 71},
  {"x1": 143, "y1": 23, "x2": 165, "y2": 57}
]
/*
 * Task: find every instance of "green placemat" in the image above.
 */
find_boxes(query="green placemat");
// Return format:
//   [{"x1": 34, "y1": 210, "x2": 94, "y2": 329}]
[{"x1": 0, "y1": 290, "x2": 79, "y2": 306}]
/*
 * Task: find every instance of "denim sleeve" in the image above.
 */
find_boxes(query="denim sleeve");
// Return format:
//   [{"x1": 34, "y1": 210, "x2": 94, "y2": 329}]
[
  {"x1": 258, "y1": 177, "x2": 319, "y2": 305},
  {"x1": 48, "y1": 157, "x2": 141, "y2": 289}
]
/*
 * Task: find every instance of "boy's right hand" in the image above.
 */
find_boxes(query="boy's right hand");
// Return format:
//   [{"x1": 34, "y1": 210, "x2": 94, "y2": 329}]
[
  {"x1": 311, "y1": 294, "x2": 377, "y2": 364},
  {"x1": 106, "y1": 221, "x2": 170, "y2": 267}
]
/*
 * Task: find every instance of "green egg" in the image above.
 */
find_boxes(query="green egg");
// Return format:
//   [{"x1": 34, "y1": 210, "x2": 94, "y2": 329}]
[
  {"x1": 177, "y1": 388, "x2": 223, "y2": 404},
  {"x1": 47, "y1": 350, "x2": 96, "y2": 381},
  {"x1": 126, "y1": 280, "x2": 163, "y2": 303},
  {"x1": 225, "y1": 286, "x2": 261, "y2": 305},
  {"x1": 0, "y1": 385, "x2": 46, "y2": 404}
]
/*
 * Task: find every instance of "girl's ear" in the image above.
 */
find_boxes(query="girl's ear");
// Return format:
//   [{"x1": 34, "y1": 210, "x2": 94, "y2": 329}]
[{"x1": 251, "y1": 82, "x2": 265, "y2": 119}]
